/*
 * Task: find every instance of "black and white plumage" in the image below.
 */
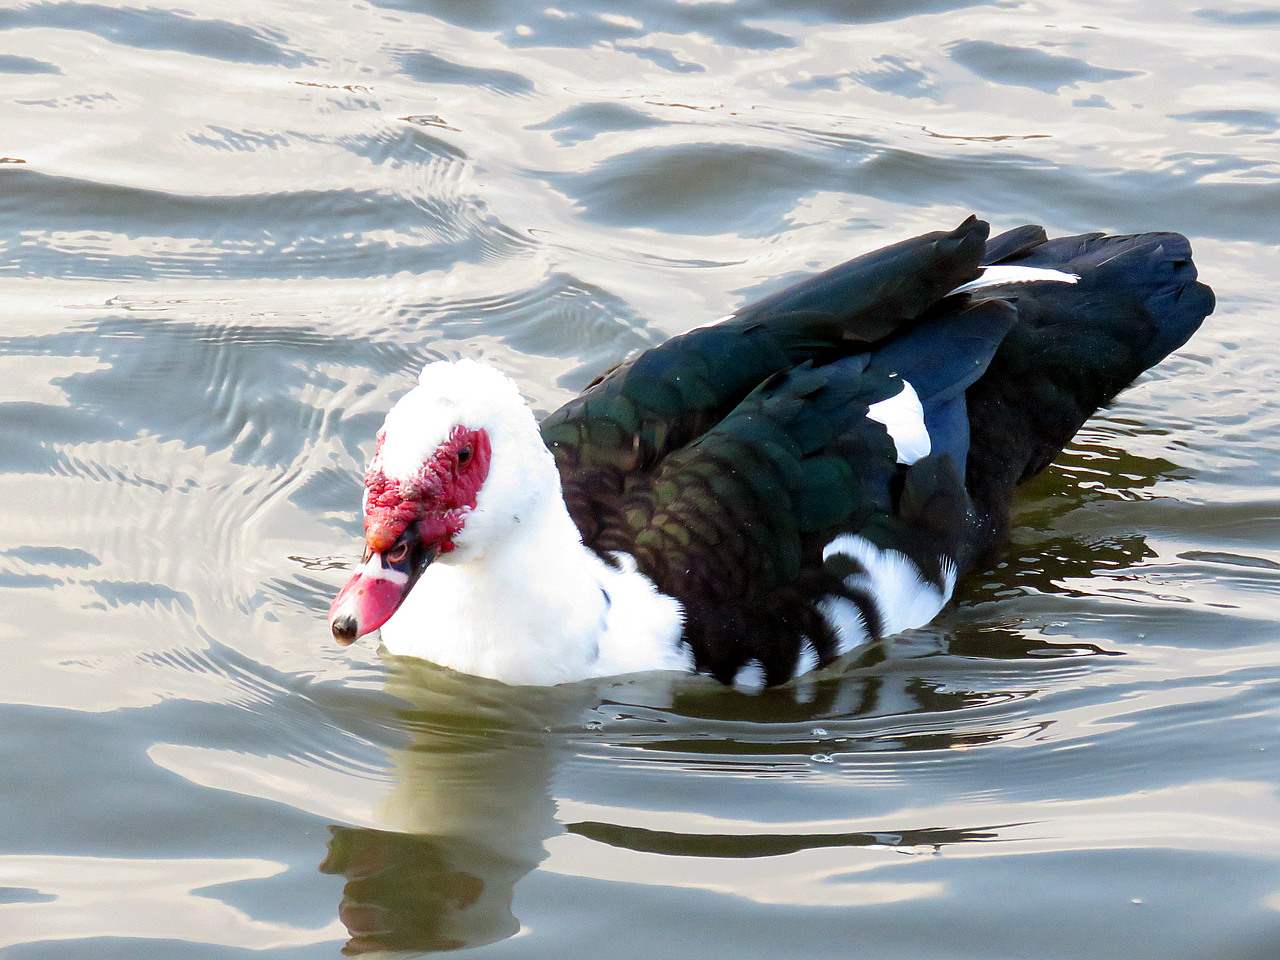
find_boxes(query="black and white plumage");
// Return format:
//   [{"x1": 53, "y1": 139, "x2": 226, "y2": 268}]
[{"x1": 328, "y1": 217, "x2": 1213, "y2": 686}]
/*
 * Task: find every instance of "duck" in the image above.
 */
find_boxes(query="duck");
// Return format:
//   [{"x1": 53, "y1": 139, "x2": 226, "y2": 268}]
[{"x1": 328, "y1": 216, "x2": 1214, "y2": 687}]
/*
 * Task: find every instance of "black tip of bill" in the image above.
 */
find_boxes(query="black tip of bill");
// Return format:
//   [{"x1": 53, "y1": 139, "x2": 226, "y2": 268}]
[{"x1": 331, "y1": 614, "x2": 359, "y2": 645}]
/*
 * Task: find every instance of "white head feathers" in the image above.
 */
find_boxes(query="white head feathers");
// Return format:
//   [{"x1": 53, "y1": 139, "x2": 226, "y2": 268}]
[{"x1": 375, "y1": 359, "x2": 536, "y2": 483}]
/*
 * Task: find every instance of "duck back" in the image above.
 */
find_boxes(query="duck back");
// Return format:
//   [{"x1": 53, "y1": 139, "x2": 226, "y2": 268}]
[{"x1": 537, "y1": 218, "x2": 1213, "y2": 684}]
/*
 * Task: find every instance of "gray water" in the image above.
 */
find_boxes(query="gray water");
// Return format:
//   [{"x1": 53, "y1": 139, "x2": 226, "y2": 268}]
[{"x1": 2, "y1": 1, "x2": 1280, "y2": 957}]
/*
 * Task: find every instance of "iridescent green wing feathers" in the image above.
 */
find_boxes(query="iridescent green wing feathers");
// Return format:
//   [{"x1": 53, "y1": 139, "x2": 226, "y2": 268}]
[
  {"x1": 540, "y1": 216, "x2": 989, "y2": 544},
  {"x1": 612, "y1": 358, "x2": 899, "y2": 574}
]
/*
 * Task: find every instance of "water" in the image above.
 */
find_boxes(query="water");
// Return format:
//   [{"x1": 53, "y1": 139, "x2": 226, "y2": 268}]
[{"x1": 2, "y1": 0, "x2": 1279, "y2": 956}]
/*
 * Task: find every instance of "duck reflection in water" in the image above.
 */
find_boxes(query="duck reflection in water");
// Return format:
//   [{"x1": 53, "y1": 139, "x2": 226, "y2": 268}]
[
  {"x1": 321, "y1": 659, "x2": 575, "y2": 953},
  {"x1": 322, "y1": 826, "x2": 499, "y2": 953},
  {"x1": 318, "y1": 601, "x2": 1127, "y2": 954}
]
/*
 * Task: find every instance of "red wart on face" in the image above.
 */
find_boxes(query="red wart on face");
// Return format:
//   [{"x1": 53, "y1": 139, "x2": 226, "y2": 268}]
[
  {"x1": 363, "y1": 425, "x2": 491, "y2": 555},
  {"x1": 329, "y1": 424, "x2": 492, "y2": 644}
]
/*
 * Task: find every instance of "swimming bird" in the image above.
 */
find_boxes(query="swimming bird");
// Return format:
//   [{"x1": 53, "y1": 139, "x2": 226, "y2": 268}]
[{"x1": 328, "y1": 217, "x2": 1213, "y2": 686}]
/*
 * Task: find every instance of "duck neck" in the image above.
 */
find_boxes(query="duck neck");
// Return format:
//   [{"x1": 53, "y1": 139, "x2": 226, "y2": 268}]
[{"x1": 381, "y1": 494, "x2": 618, "y2": 684}]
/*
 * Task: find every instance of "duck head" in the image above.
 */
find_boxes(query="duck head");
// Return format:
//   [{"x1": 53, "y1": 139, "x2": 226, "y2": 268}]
[{"x1": 328, "y1": 359, "x2": 554, "y2": 644}]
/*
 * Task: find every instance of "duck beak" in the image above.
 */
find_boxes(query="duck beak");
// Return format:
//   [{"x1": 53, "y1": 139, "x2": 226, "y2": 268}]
[{"x1": 328, "y1": 546, "x2": 435, "y2": 645}]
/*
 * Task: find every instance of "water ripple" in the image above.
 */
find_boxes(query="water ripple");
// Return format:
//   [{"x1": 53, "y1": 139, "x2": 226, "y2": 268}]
[
  {"x1": 0, "y1": 2, "x2": 317, "y2": 67},
  {"x1": 0, "y1": 166, "x2": 531, "y2": 280},
  {"x1": 2, "y1": 0, "x2": 1279, "y2": 955},
  {"x1": 947, "y1": 40, "x2": 1140, "y2": 93}
]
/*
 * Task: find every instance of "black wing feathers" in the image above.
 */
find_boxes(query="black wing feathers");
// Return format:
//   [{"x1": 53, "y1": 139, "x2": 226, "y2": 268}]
[
  {"x1": 963, "y1": 226, "x2": 1214, "y2": 557},
  {"x1": 618, "y1": 360, "x2": 905, "y2": 683},
  {"x1": 541, "y1": 218, "x2": 990, "y2": 479},
  {"x1": 594, "y1": 296, "x2": 1016, "y2": 681},
  {"x1": 730, "y1": 214, "x2": 989, "y2": 340},
  {"x1": 538, "y1": 217, "x2": 1213, "y2": 683}
]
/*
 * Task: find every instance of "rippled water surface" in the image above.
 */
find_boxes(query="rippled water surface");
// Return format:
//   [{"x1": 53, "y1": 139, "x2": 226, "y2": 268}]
[{"x1": 3, "y1": 0, "x2": 1280, "y2": 956}]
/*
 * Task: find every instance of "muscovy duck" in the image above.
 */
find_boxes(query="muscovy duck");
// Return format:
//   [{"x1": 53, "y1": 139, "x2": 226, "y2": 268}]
[{"x1": 329, "y1": 217, "x2": 1213, "y2": 686}]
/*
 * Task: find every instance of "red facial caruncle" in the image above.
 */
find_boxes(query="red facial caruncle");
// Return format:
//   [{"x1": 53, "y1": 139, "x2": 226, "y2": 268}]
[
  {"x1": 363, "y1": 424, "x2": 492, "y2": 556},
  {"x1": 329, "y1": 424, "x2": 492, "y2": 645}
]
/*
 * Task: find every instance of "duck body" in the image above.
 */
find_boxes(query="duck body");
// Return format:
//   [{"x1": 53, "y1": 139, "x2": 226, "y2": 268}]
[{"x1": 329, "y1": 217, "x2": 1214, "y2": 686}]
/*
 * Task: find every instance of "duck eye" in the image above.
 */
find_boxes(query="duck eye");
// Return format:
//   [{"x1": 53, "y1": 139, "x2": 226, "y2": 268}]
[
  {"x1": 385, "y1": 542, "x2": 409, "y2": 564},
  {"x1": 457, "y1": 446, "x2": 472, "y2": 466}
]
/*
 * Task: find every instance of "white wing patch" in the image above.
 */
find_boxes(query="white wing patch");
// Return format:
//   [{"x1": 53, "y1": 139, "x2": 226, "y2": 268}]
[
  {"x1": 822, "y1": 534, "x2": 956, "y2": 638},
  {"x1": 794, "y1": 637, "x2": 821, "y2": 678},
  {"x1": 949, "y1": 265, "x2": 1080, "y2": 295},
  {"x1": 815, "y1": 595, "x2": 870, "y2": 657},
  {"x1": 867, "y1": 379, "x2": 930, "y2": 465}
]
